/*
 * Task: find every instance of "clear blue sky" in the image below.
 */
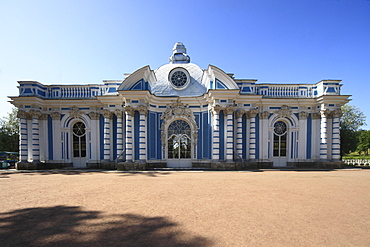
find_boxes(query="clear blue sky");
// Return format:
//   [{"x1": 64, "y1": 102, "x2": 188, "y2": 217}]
[{"x1": 1, "y1": 0, "x2": 369, "y2": 129}]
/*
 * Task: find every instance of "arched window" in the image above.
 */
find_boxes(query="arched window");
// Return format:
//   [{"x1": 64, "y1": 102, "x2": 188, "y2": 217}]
[
  {"x1": 72, "y1": 122, "x2": 86, "y2": 158},
  {"x1": 273, "y1": 121, "x2": 287, "y2": 157},
  {"x1": 167, "y1": 120, "x2": 191, "y2": 159}
]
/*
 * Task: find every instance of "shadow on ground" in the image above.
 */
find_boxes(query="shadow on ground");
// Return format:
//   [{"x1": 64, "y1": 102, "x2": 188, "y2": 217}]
[{"x1": 0, "y1": 206, "x2": 211, "y2": 247}]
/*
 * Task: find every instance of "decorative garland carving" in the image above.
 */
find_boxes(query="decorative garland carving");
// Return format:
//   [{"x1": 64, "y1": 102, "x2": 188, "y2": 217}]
[
  {"x1": 275, "y1": 105, "x2": 291, "y2": 118},
  {"x1": 69, "y1": 106, "x2": 82, "y2": 118}
]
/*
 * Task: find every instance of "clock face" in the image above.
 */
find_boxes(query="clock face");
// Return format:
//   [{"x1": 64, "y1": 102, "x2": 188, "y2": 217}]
[{"x1": 171, "y1": 71, "x2": 187, "y2": 87}]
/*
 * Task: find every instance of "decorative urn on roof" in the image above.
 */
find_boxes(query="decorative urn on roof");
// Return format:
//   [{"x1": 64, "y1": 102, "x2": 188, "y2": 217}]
[{"x1": 169, "y1": 42, "x2": 190, "y2": 64}]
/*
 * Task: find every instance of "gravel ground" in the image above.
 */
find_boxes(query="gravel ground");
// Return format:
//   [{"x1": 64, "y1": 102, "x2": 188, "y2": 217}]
[{"x1": 1, "y1": 169, "x2": 369, "y2": 247}]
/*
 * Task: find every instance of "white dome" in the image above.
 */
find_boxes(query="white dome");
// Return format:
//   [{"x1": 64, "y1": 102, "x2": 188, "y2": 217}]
[{"x1": 152, "y1": 63, "x2": 206, "y2": 97}]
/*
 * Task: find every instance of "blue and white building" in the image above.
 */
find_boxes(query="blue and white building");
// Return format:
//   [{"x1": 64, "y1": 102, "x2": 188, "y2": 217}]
[{"x1": 10, "y1": 43, "x2": 350, "y2": 169}]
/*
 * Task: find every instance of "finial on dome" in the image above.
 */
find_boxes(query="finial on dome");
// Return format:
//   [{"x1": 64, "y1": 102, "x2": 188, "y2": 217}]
[{"x1": 169, "y1": 42, "x2": 190, "y2": 64}]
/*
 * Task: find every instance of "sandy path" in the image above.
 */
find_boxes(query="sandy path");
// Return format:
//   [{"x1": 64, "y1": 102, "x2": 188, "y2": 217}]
[{"x1": 1, "y1": 170, "x2": 369, "y2": 246}]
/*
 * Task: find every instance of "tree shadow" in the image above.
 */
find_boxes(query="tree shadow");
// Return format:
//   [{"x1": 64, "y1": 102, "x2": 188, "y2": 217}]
[
  {"x1": 118, "y1": 171, "x2": 172, "y2": 177},
  {"x1": 0, "y1": 206, "x2": 211, "y2": 247}
]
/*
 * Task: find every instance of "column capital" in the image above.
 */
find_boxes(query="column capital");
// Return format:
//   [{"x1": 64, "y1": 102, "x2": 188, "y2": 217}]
[
  {"x1": 248, "y1": 109, "x2": 258, "y2": 118},
  {"x1": 137, "y1": 105, "x2": 148, "y2": 116},
  {"x1": 235, "y1": 110, "x2": 245, "y2": 118},
  {"x1": 299, "y1": 111, "x2": 309, "y2": 120},
  {"x1": 17, "y1": 110, "x2": 29, "y2": 119},
  {"x1": 114, "y1": 110, "x2": 123, "y2": 118},
  {"x1": 320, "y1": 109, "x2": 332, "y2": 118},
  {"x1": 259, "y1": 111, "x2": 270, "y2": 119},
  {"x1": 224, "y1": 105, "x2": 235, "y2": 115},
  {"x1": 124, "y1": 106, "x2": 135, "y2": 116},
  {"x1": 311, "y1": 112, "x2": 321, "y2": 119},
  {"x1": 332, "y1": 109, "x2": 343, "y2": 118},
  {"x1": 50, "y1": 112, "x2": 61, "y2": 120},
  {"x1": 39, "y1": 114, "x2": 48, "y2": 120},
  {"x1": 102, "y1": 109, "x2": 113, "y2": 119},
  {"x1": 211, "y1": 105, "x2": 222, "y2": 116},
  {"x1": 89, "y1": 112, "x2": 100, "y2": 120},
  {"x1": 29, "y1": 110, "x2": 42, "y2": 119}
]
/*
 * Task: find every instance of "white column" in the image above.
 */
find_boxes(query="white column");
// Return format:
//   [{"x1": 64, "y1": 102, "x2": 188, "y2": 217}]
[
  {"x1": 124, "y1": 106, "x2": 135, "y2": 162},
  {"x1": 235, "y1": 111, "x2": 244, "y2": 159},
  {"x1": 298, "y1": 112, "x2": 309, "y2": 160},
  {"x1": 225, "y1": 106, "x2": 234, "y2": 161},
  {"x1": 39, "y1": 114, "x2": 48, "y2": 161},
  {"x1": 115, "y1": 110, "x2": 124, "y2": 162},
  {"x1": 17, "y1": 111, "x2": 29, "y2": 162},
  {"x1": 320, "y1": 110, "x2": 330, "y2": 160},
  {"x1": 311, "y1": 113, "x2": 321, "y2": 160},
  {"x1": 259, "y1": 111, "x2": 269, "y2": 160},
  {"x1": 249, "y1": 109, "x2": 258, "y2": 160},
  {"x1": 89, "y1": 112, "x2": 100, "y2": 162},
  {"x1": 211, "y1": 106, "x2": 221, "y2": 161},
  {"x1": 50, "y1": 112, "x2": 62, "y2": 161},
  {"x1": 30, "y1": 110, "x2": 41, "y2": 162},
  {"x1": 331, "y1": 109, "x2": 342, "y2": 161},
  {"x1": 102, "y1": 110, "x2": 112, "y2": 162},
  {"x1": 138, "y1": 106, "x2": 147, "y2": 161}
]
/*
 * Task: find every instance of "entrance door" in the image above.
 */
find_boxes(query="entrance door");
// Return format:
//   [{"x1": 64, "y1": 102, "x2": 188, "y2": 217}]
[
  {"x1": 72, "y1": 122, "x2": 87, "y2": 168},
  {"x1": 273, "y1": 121, "x2": 288, "y2": 167},
  {"x1": 167, "y1": 120, "x2": 192, "y2": 168}
]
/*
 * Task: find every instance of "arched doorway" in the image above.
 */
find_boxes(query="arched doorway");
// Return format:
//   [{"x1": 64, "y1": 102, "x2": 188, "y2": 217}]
[
  {"x1": 72, "y1": 121, "x2": 87, "y2": 168},
  {"x1": 272, "y1": 121, "x2": 288, "y2": 167},
  {"x1": 167, "y1": 119, "x2": 192, "y2": 168}
]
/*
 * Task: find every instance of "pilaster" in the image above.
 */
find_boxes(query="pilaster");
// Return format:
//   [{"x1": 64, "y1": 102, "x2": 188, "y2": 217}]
[
  {"x1": 114, "y1": 110, "x2": 124, "y2": 162},
  {"x1": 211, "y1": 105, "x2": 222, "y2": 161},
  {"x1": 30, "y1": 110, "x2": 41, "y2": 162},
  {"x1": 137, "y1": 106, "x2": 148, "y2": 161},
  {"x1": 89, "y1": 112, "x2": 100, "y2": 162},
  {"x1": 124, "y1": 106, "x2": 135, "y2": 162},
  {"x1": 298, "y1": 112, "x2": 309, "y2": 160},
  {"x1": 249, "y1": 109, "x2": 258, "y2": 160},
  {"x1": 17, "y1": 110, "x2": 29, "y2": 162},
  {"x1": 320, "y1": 110, "x2": 331, "y2": 161},
  {"x1": 235, "y1": 110, "x2": 244, "y2": 159},
  {"x1": 331, "y1": 109, "x2": 342, "y2": 161},
  {"x1": 102, "y1": 109, "x2": 112, "y2": 162},
  {"x1": 259, "y1": 111, "x2": 269, "y2": 160}
]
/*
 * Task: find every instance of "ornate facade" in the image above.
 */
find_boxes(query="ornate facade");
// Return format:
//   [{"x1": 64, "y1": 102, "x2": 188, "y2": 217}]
[{"x1": 10, "y1": 43, "x2": 350, "y2": 170}]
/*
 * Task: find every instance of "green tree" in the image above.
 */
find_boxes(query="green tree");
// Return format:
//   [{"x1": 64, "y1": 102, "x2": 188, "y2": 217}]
[
  {"x1": 357, "y1": 130, "x2": 370, "y2": 155},
  {"x1": 340, "y1": 104, "x2": 366, "y2": 155},
  {"x1": 0, "y1": 108, "x2": 19, "y2": 152}
]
